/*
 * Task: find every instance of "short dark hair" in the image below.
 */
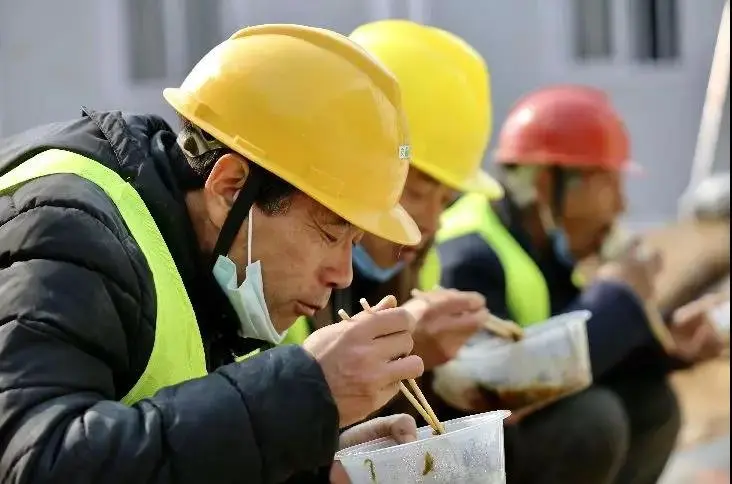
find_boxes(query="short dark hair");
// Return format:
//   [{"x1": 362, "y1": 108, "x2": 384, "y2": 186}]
[{"x1": 179, "y1": 118, "x2": 297, "y2": 216}]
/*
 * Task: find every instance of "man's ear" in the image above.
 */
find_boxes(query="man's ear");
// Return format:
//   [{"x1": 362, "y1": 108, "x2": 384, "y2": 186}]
[{"x1": 203, "y1": 153, "x2": 250, "y2": 229}]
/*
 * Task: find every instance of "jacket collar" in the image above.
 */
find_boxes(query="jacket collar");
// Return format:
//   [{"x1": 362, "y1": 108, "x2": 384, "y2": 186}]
[{"x1": 86, "y1": 108, "x2": 264, "y2": 367}]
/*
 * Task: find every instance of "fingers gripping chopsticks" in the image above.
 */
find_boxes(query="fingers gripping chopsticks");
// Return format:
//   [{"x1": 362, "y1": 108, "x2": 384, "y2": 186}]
[{"x1": 338, "y1": 299, "x2": 446, "y2": 435}]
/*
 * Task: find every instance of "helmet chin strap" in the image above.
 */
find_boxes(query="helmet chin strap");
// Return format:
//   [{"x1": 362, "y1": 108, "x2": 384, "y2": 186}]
[
  {"x1": 176, "y1": 123, "x2": 266, "y2": 266},
  {"x1": 209, "y1": 163, "x2": 264, "y2": 268},
  {"x1": 208, "y1": 163, "x2": 274, "y2": 358}
]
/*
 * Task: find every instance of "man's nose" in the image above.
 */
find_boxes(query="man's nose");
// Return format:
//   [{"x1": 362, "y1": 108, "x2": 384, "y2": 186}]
[
  {"x1": 418, "y1": 208, "x2": 441, "y2": 242},
  {"x1": 323, "y1": 247, "x2": 354, "y2": 289},
  {"x1": 419, "y1": 220, "x2": 439, "y2": 242}
]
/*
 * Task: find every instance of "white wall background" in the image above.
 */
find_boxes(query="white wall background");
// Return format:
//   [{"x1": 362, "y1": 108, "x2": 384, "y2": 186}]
[{"x1": 0, "y1": 0, "x2": 729, "y2": 226}]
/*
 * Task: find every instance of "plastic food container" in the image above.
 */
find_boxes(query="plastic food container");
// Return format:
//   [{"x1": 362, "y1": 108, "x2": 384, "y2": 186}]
[
  {"x1": 335, "y1": 410, "x2": 510, "y2": 483},
  {"x1": 438, "y1": 310, "x2": 593, "y2": 411}
]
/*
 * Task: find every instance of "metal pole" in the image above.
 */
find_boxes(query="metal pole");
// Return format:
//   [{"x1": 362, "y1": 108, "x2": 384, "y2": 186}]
[{"x1": 681, "y1": 0, "x2": 730, "y2": 216}]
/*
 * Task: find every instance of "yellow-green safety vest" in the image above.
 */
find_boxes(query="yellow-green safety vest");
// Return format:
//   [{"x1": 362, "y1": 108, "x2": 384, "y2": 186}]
[
  {"x1": 0, "y1": 149, "x2": 208, "y2": 404},
  {"x1": 420, "y1": 192, "x2": 552, "y2": 327}
]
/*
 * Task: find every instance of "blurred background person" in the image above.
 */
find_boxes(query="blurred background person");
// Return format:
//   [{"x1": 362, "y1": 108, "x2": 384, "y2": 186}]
[{"x1": 431, "y1": 85, "x2": 725, "y2": 484}]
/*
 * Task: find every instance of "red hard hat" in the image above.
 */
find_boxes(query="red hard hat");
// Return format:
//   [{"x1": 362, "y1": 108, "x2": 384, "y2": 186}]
[{"x1": 494, "y1": 85, "x2": 635, "y2": 171}]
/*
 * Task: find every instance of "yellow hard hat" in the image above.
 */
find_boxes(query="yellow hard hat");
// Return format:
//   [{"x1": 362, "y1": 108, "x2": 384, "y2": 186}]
[
  {"x1": 350, "y1": 20, "x2": 503, "y2": 199},
  {"x1": 163, "y1": 24, "x2": 420, "y2": 246}
]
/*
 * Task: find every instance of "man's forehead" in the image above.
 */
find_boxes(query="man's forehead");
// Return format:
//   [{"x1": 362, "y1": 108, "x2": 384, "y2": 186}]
[
  {"x1": 580, "y1": 168, "x2": 622, "y2": 181},
  {"x1": 410, "y1": 168, "x2": 441, "y2": 186},
  {"x1": 410, "y1": 168, "x2": 460, "y2": 199}
]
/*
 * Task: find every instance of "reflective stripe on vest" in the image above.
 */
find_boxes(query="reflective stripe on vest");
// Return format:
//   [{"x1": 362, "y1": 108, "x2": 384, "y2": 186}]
[
  {"x1": 0, "y1": 149, "x2": 207, "y2": 404},
  {"x1": 423, "y1": 192, "x2": 551, "y2": 326}
]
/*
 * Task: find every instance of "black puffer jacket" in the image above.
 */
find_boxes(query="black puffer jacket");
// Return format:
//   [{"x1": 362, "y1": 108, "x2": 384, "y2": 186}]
[{"x1": 0, "y1": 109, "x2": 338, "y2": 484}]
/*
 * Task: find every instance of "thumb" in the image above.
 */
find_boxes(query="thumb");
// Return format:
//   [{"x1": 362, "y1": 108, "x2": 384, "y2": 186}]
[
  {"x1": 338, "y1": 414, "x2": 416, "y2": 449},
  {"x1": 387, "y1": 414, "x2": 418, "y2": 444},
  {"x1": 401, "y1": 297, "x2": 431, "y2": 328},
  {"x1": 672, "y1": 318, "x2": 708, "y2": 362},
  {"x1": 673, "y1": 295, "x2": 716, "y2": 327}
]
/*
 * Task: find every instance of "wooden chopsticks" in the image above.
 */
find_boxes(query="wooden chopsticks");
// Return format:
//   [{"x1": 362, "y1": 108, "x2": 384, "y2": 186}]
[
  {"x1": 483, "y1": 313, "x2": 525, "y2": 342},
  {"x1": 337, "y1": 298, "x2": 446, "y2": 435}
]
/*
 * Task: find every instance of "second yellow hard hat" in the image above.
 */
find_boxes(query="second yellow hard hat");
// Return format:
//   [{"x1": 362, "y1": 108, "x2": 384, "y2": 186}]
[{"x1": 350, "y1": 20, "x2": 503, "y2": 199}]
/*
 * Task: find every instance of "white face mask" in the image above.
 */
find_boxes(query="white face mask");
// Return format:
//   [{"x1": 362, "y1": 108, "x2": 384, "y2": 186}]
[{"x1": 212, "y1": 208, "x2": 287, "y2": 344}]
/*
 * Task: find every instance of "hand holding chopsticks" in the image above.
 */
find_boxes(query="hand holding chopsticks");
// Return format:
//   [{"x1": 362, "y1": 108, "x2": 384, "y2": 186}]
[
  {"x1": 302, "y1": 295, "x2": 424, "y2": 428},
  {"x1": 423, "y1": 285, "x2": 524, "y2": 341},
  {"x1": 338, "y1": 298, "x2": 446, "y2": 435}
]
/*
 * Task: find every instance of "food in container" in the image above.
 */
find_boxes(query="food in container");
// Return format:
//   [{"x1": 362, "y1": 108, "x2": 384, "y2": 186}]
[
  {"x1": 336, "y1": 410, "x2": 510, "y2": 483},
  {"x1": 433, "y1": 311, "x2": 593, "y2": 411}
]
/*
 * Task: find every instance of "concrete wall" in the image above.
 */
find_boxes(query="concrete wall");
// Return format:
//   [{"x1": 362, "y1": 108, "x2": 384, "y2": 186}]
[{"x1": 0, "y1": 0, "x2": 728, "y2": 225}]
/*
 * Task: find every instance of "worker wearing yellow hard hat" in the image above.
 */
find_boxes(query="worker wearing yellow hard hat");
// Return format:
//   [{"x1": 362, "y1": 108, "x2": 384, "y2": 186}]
[
  {"x1": 283, "y1": 20, "x2": 503, "y2": 404},
  {"x1": 0, "y1": 24, "x2": 428, "y2": 483},
  {"x1": 348, "y1": 20, "x2": 502, "y2": 287},
  {"x1": 349, "y1": 20, "x2": 503, "y2": 198}
]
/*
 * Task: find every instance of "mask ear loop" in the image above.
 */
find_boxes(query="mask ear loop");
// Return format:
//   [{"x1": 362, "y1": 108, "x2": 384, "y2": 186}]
[{"x1": 247, "y1": 207, "x2": 253, "y2": 266}]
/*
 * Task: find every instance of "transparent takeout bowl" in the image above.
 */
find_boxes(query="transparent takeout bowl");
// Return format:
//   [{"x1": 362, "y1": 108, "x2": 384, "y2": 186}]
[
  {"x1": 438, "y1": 310, "x2": 593, "y2": 411},
  {"x1": 335, "y1": 410, "x2": 510, "y2": 484}
]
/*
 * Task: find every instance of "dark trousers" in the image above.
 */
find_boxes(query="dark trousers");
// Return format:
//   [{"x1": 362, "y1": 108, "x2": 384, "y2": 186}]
[{"x1": 505, "y1": 374, "x2": 681, "y2": 484}]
